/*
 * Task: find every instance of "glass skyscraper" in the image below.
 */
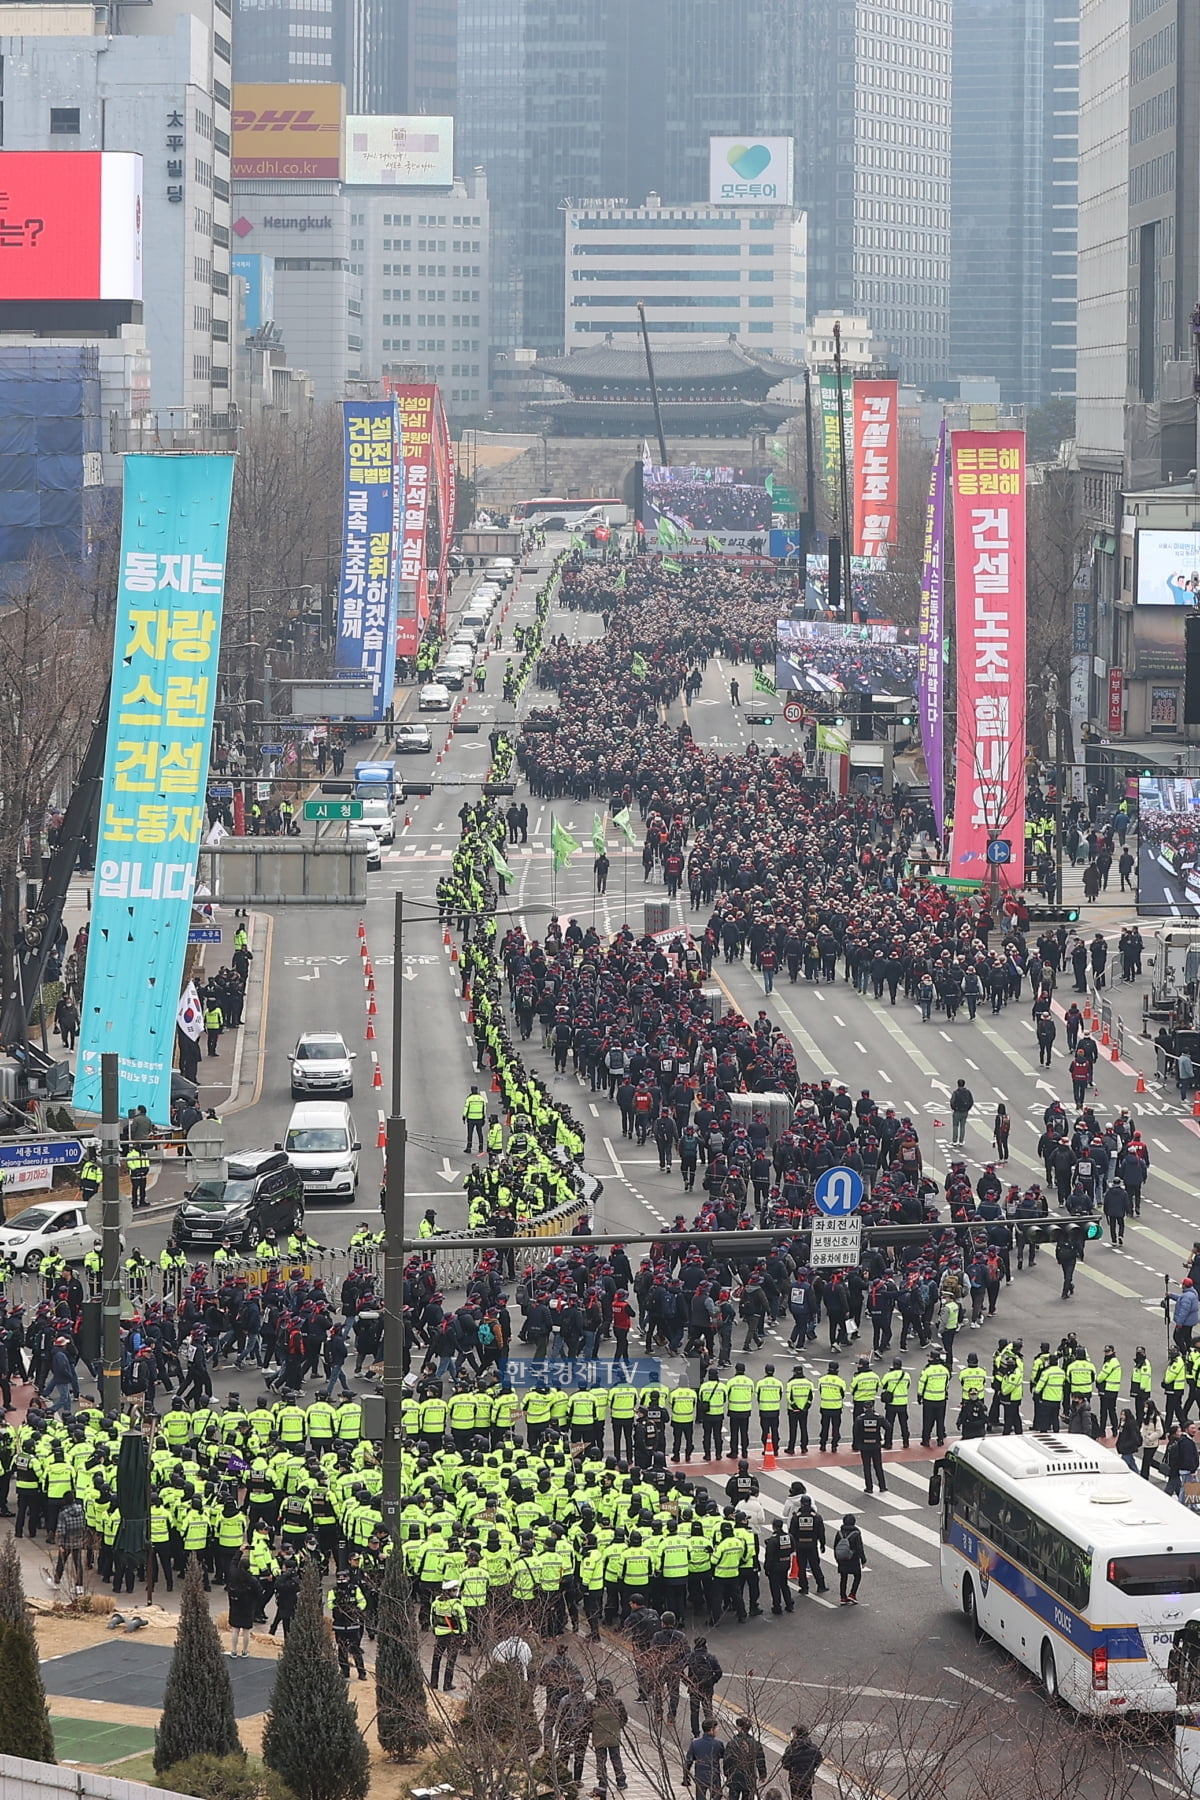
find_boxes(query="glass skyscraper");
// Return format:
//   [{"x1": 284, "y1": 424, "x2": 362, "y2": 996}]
[{"x1": 950, "y1": 0, "x2": 1078, "y2": 406}]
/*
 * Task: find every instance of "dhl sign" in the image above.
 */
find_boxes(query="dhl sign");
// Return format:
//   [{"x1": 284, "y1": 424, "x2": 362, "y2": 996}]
[{"x1": 232, "y1": 84, "x2": 344, "y2": 180}]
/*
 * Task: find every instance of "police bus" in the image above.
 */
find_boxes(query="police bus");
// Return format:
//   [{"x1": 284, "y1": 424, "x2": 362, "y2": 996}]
[{"x1": 930, "y1": 1433, "x2": 1200, "y2": 1713}]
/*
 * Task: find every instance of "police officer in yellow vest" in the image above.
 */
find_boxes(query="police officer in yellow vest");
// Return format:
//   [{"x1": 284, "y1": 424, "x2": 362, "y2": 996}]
[
  {"x1": 667, "y1": 1382, "x2": 698, "y2": 1461},
  {"x1": 786, "y1": 1365, "x2": 813, "y2": 1453},
  {"x1": 126, "y1": 1143, "x2": 151, "y2": 1209},
  {"x1": 756, "y1": 1364, "x2": 783, "y2": 1454},
  {"x1": 204, "y1": 1000, "x2": 224, "y2": 1056},
  {"x1": 918, "y1": 1350, "x2": 950, "y2": 1447},
  {"x1": 463, "y1": 1085, "x2": 487, "y2": 1153},
  {"x1": 1032, "y1": 1355, "x2": 1066, "y2": 1431},
  {"x1": 850, "y1": 1359, "x2": 880, "y2": 1417},
  {"x1": 880, "y1": 1358, "x2": 911, "y2": 1449},
  {"x1": 725, "y1": 1363, "x2": 755, "y2": 1459},
  {"x1": 698, "y1": 1372, "x2": 726, "y2": 1461},
  {"x1": 818, "y1": 1362, "x2": 846, "y2": 1451}
]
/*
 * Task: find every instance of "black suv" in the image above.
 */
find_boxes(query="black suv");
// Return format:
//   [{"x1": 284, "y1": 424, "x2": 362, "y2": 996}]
[{"x1": 171, "y1": 1148, "x2": 304, "y2": 1251}]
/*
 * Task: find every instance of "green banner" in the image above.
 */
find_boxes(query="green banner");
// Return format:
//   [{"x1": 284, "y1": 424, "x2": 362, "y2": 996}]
[
  {"x1": 818, "y1": 372, "x2": 852, "y2": 523},
  {"x1": 753, "y1": 669, "x2": 777, "y2": 697},
  {"x1": 816, "y1": 723, "x2": 850, "y2": 755},
  {"x1": 551, "y1": 815, "x2": 580, "y2": 872}
]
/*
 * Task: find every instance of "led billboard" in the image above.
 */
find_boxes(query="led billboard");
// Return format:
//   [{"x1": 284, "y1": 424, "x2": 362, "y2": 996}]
[
  {"x1": 708, "y1": 137, "x2": 793, "y2": 206},
  {"x1": 345, "y1": 116, "x2": 453, "y2": 186},
  {"x1": 0, "y1": 151, "x2": 142, "y2": 302},
  {"x1": 1138, "y1": 776, "x2": 1200, "y2": 915},
  {"x1": 1134, "y1": 528, "x2": 1200, "y2": 605}
]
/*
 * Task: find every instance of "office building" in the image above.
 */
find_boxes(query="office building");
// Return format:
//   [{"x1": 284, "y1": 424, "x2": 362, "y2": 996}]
[
  {"x1": 799, "y1": 0, "x2": 952, "y2": 389},
  {"x1": 233, "y1": 0, "x2": 455, "y2": 113},
  {"x1": 950, "y1": 0, "x2": 1078, "y2": 407},
  {"x1": 349, "y1": 172, "x2": 489, "y2": 415},
  {"x1": 563, "y1": 198, "x2": 805, "y2": 366},
  {"x1": 0, "y1": 0, "x2": 234, "y2": 418},
  {"x1": 229, "y1": 191, "x2": 361, "y2": 400}
]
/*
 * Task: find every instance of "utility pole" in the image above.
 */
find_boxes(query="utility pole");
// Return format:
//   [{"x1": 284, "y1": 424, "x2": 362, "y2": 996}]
[
  {"x1": 637, "y1": 300, "x2": 669, "y2": 469},
  {"x1": 832, "y1": 320, "x2": 852, "y2": 618},
  {"x1": 99, "y1": 1053, "x2": 122, "y2": 1413},
  {"x1": 381, "y1": 888, "x2": 407, "y2": 1539}
]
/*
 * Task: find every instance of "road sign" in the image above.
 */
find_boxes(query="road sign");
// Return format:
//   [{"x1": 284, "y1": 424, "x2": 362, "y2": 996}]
[
  {"x1": 985, "y1": 838, "x2": 1012, "y2": 865},
  {"x1": 783, "y1": 700, "x2": 804, "y2": 724},
  {"x1": 813, "y1": 1166, "x2": 864, "y2": 1217},
  {"x1": 207, "y1": 784, "x2": 234, "y2": 799},
  {"x1": 499, "y1": 1357, "x2": 661, "y2": 1390},
  {"x1": 260, "y1": 743, "x2": 284, "y2": 757},
  {"x1": 304, "y1": 799, "x2": 363, "y2": 821},
  {"x1": 188, "y1": 928, "x2": 223, "y2": 944},
  {"x1": 0, "y1": 1138, "x2": 83, "y2": 1169},
  {"x1": 809, "y1": 1217, "x2": 863, "y2": 1268}
]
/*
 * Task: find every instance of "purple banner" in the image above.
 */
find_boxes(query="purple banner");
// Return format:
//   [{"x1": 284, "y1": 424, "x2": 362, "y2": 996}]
[{"x1": 918, "y1": 422, "x2": 946, "y2": 836}]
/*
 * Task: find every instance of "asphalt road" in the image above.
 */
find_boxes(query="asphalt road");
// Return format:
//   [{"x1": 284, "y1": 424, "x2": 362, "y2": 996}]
[{"x1": 121, "y1": 539, "x2": 1200, "y2": 1789}]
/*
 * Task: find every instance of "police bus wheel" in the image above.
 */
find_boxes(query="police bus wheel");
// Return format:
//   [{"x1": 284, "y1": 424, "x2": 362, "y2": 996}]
[
  {"x1": 961, "y1": 1578, "x2": 982, "y2": 1643},
  {"x1": 1040, "y1": 1642, "x2": 1060, "y2": 1703}
]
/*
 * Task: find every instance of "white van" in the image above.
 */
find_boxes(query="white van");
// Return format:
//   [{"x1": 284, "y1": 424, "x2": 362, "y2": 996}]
[
  {"x1": 284, "y1": 1101, "x2": 360, "y2": 1198},
  {"x1": 358, "y1": 793, "x2": 394, "y2": 844}
]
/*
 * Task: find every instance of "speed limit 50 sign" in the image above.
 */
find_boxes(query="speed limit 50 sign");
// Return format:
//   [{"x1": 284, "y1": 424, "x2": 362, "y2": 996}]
[{"x1": 783, "y1": 700, "x2": 804, "y2": 724}]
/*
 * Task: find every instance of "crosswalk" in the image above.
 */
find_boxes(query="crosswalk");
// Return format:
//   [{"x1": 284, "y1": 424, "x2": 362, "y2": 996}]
[{"x1": 697, "y1": 1458, "x2": 942, "y2": 1576}]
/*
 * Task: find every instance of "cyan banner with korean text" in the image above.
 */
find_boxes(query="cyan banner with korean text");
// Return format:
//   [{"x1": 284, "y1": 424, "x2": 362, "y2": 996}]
[
  {"x1": 75, "y1": 454, "x2": 235, "y2": 1124},
  {"x1": 335, "y1": 400, "x2": 401, "y2": 718}
]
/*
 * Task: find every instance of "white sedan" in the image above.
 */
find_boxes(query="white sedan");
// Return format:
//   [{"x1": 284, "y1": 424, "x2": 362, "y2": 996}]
[
  {"x1": 419, "y1": 682, "x2": 452, "y2": 712},
  {"x1": 0, "y1": 1199, "x2": 102, "y2": 1270}
]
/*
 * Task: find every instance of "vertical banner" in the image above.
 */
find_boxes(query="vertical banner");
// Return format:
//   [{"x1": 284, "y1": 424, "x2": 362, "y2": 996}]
[
  {"x1": 917, "y1": 423, "x2": 947, "y2": 836},
  {"x1": 75, "y1": 454, "x2": 235, "y2": 1124},
  {"x1": 852, "y1": 379, "x2": 898, "y2": 558},
  {"x1": 817, "y1": 372, "x2": 850, "y2": 522},
  {"x1": 948, "y1": 432, "x2": 1027, "y2": 888},
  {"x1": 1108, "y1": 667, "x2": 1125, "y2": 734},
  {"x1": 336, "y1": 400, "x2": 401, "y2": 719},
  {"x1": 389, "y1": 384, "x2": 434, "y2": 656}
]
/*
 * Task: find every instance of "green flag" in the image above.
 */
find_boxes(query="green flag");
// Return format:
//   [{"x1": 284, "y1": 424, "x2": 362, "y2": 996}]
[
  {"x1": 753, "y1": 668, "x2": 777, "y2": 697},
  {"x1": 592, "y1": 813, "x2": 607, "y2": 855},
  {"x1": 706, "y1": 535, "x2": 722, "y2": 552},
  {"x1": 570, "y1": 533, "x2": 586, "y2": 550},
  {"x1": 551, "y1": 814, "x2": 580, "y2": 872},
  {"x1": 631, "y1": 650, "x2": 650, "y2": 679},
  {"x1": 661, "y1": 558, "x2": 683, "y2": 574},
  {"x1": 613, "y1": 806, "x2": 637, "y2": 846},
  {"x1": 613, "y1": 568, "x2": 627, "y2": 591},
  {"x1": 656, "y1": 517, "x2": 680, "y2": 548},
  {"x1": 489, "y1": 840, "x2": 514, "y2": 881},
  {"x1": 816, "y1": 723, "x2": 850, "y2": 755}
]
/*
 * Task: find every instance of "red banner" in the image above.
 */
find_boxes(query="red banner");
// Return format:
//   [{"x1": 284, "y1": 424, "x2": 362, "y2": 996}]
[
  {"x1": 852, "y1": 379, "x2": 899, "y2": 559},
  {"x1": 1107, "y1": 668, "x2": 1124, "y2": 734},
  {"x1": 948, "y1": 431, "x2": 1027, "y2": 889},
  {"x1": 383, "y1": 380, "x2": 454, "y2": 654}
]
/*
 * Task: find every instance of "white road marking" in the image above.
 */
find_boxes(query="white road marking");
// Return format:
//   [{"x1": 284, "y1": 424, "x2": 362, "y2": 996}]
[{"x1": 941, "y1": 1667, "x2": 1015, "y2": 1704}]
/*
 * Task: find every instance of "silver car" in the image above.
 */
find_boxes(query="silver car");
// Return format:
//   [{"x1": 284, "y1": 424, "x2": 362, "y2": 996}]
[{"x1": 290, "y1": 1030, "x2": 356, "y2": 1098}]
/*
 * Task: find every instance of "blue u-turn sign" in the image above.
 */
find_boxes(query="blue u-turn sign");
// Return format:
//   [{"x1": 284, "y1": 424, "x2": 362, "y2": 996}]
[{"x1": 813, "y1": 1167, "x2": 864, "y2": 1217}]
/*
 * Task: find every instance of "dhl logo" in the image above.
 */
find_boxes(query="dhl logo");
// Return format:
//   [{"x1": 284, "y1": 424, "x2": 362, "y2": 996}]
[{"x1": 232, "y1": 110, "x2": 339, "y2": 133}]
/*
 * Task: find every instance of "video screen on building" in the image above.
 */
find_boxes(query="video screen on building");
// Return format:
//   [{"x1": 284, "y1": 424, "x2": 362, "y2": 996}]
[
  {"x1": 1138, "y1": 776, "x2": 1200, "y2": 915},
  {"x1": 775, "y1": 618, "x2": 918, "y2": 695},
  {"x1": 1135, "y1": 529, "x2": 1200, "y2": 605},
  {"x1": 642, "y1": 464, "x2": 771, "y2": 547}
]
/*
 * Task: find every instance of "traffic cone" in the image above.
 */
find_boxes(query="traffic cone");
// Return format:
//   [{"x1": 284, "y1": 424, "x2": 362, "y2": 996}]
[
  {"x1": 451, "y1": 944, "x2": 459, "y2": 964},
  {"x1": 1110, "y1": 1037, "x2": 1119, "y2": 1062},
  {"x1": 1100, "y1": 1023, "x2": 1110, "y2": 1046},
  {"x1": 377, "y1": 1120, "x2": 387, "y2": 1148},
  {"x1": 762, "y1": 1443, "x2": 776, "y2": 1472},
  {"x1": 373, "y1": 1061, "x2": 383, "y2": 1090},
  {"x1": 491, "y1": 1070, "x2": 501, "y2": 1092},
  {"x1": 360, "y1": 938, "x2": 368, "y2": 959},
  {"x1": 358, "y1": 919, "x2": 366, "y2": 940},
  {"x1": 1136, "y1": 1070, "x2": 1147, "y2": 1093},
  {"x1": 366, "y1": 972, "x2": 375, "y2": 993},
  {"x1": 365, "y1": 1018, "x2": 375, "y2": 1040},
  {"x1": 1193, "y1": 1093, "x2": 1200, "y2": 1119},
  {"x1": 789, "y1": 1553, "x2": 800, "y2": 1581},
  {"x1": 367, "y1": 995, "x2": 377, "y2": 1016},
  {"x1": 443, "y1": 926, "x2": 452, "y2": 949},
  {"x1": 403, "y1": 813, "x2": 412, "y2": 828}
]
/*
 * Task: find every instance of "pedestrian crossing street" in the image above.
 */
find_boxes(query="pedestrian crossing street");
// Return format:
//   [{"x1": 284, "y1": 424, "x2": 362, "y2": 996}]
[
  {"x1": 697, "y1": 1457, "x2": 943, "y2": 1577},
  {"x1": 385, "y1": 844, "x2": 553, "y2": 862}
]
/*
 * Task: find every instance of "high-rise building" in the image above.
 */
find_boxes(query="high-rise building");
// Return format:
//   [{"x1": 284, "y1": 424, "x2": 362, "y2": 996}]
[
  {"x1": 234, "y1": 0, "x2": 456, "y2": 113},
  {"x1": 950, "y1": 0, "x2": 1078, "y2": 407},
  {"x1": 0, "y1": 0, "x2": 234, "y2": 419},
  {"x1": 800, "y1": 0, "x2": 953, "y2": 390},
  {"x1": 563, "y1": 197, "x2": 806, "y2": 366}
]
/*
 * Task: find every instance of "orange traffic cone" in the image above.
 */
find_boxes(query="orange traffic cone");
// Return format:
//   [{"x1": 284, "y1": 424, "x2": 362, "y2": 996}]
[
  {"x1": 366, "y1": 973, "x2": 375, "y2": 994},
  {"x1": 403, "y1": 813, "x2": 412, "y2": 828},
  {"x1": 1110, "y1": 1037, "x2": 1119, "y2": 1062},
  {"x1": 376, "y1": 1120, "x2": 387, "y2": 1148},
  {"x1": 491, "y1": 1070, "x2": 501, "y2": 1092},
  {"x1": 365, "y1": 1017, "x2": 375, "y2": 1040},
  {"x1": 762, "y1": 1443, "x2": 776, "y2": 1472},
  {"x1": 451, "y1": 944, "x2": 459, "y2": 963},
  {"x1": 1100, "y1": 1023, "x2": 1110, "y2": 1046},
  {"x1": 367, "y1": 995, "x2": 377, "y2": 1017},
  {"x1": 358, "y1": 919, "x2": 366, "y2": 940},
  {"x1": 373, "y1": 1061, "x2": 383, "y2": 1090},
  {"x1": 1193, "y1": 1093, "x2": 1200, "y2": 1119},
  {"x1": 789, "y1": 1553, "x2": 800, "y2": 1581},
  {"x1": 443, "y1": 926, "x2": 452, "y2": 948},
  {"x1": 1136, "y1": 1070, "x2": 1147, "y2": 1093}
]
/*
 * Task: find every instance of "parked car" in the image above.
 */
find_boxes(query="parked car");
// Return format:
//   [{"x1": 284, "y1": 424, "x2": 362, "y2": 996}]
[
  {"x1": 172, "y1": 1147, "x2": 304, "y2": 1250},
  {"x1": 290, "y1": 1030, "x2": 355, "y2": 1098}
]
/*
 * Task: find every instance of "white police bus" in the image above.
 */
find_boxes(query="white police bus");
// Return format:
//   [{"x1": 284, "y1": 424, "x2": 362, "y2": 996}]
[{"x1": 930, "y1": 1434, "x2": 1200, "y2": 1713}]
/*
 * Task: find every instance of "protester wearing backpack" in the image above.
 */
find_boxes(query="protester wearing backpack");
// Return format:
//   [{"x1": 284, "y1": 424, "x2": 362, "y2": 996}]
[{"x1": 832, "y1": 1513, "x2": 867, "y2": 1605}]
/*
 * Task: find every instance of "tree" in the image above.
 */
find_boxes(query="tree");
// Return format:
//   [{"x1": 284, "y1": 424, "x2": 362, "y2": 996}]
[
  {"x1": 374, "y1": 1548, "x2": 438, "y2": 1761},
  {"x1": 154, "y1": 1557, "x2": 242, "y2": 1773},
  {"x1": 0, "y1": 1615, "x2": 56, "y2": 1762},
  {"x1": 261, "y1": 1561, "x2": 369, "y2": 1800},
  {"x1": 0, "y1": 1531, "x2": 29, "y2": 1631}
]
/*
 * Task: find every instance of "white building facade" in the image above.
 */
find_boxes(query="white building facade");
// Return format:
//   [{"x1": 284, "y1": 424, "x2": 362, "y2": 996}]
[{"x1": 563, "y1": 197, "x2": 806, "y2": 365}]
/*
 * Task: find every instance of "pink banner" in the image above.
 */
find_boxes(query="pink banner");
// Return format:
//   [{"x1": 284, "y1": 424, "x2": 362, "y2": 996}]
[
  {"x1": 948, "y1": 431, "x2": 1027, "y2": 888},
  {"x1": 851, "y1": 379, "x2": 899, "y2": 559}
]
